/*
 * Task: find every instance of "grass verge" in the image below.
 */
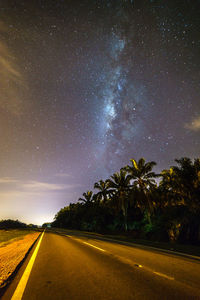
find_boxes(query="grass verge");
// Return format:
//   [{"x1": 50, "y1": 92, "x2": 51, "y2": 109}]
[{"x1": 0, "y1": 229, "x2": 36, "y2": 247}]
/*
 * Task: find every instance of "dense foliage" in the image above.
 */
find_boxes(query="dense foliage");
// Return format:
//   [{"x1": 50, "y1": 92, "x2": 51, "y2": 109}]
[
  {"x1": 0, "y1": 219, "x2": 27, "y2": 229},
  {"x1": 52, "y1": 157, "x2": 200, "y2": 245},
  {"x1": 0, "y1": 219, "x2": 38, "y2": 229}
]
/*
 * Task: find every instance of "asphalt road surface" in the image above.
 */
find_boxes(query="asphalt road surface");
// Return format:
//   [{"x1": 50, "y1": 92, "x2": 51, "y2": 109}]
[{"x1": 2, "y1": 231, "x2": 200, "y2": 300}]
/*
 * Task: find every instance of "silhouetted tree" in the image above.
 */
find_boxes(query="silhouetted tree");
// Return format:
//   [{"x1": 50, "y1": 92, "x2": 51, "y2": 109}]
[
  {"x1": 94, "y1": 180, "x2": 111, "y2": 203},
  {"x1": 123, "y1": 158, "x2": 158, "y2": 224},
  {"x1": 0, "y1": 219, "x2": 27, "y2": 229},
  {"x1": 78, "y1": 191, "x2": 94, "y2": 204},
  {"x1": 106, "y1": 169, "x2": 131, "y2": 231},
  {"x1": 52, "y1": 156, "x2": 200, "y2": 245}
]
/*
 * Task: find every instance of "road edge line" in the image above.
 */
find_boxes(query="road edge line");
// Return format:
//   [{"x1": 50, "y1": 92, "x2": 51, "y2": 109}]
[{"x1": 11, "y1": 230, "x2": 45, "y2": 300}]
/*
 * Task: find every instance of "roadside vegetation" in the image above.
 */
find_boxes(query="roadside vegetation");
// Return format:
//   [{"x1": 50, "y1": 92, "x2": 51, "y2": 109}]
[
  {"x1": 0, "y1": 230, "x2": 33, "y2": 246},
  {"x1": 52, "y1": 157, "x2": 200, "y2": 245},
  {"x1": 0, "y1": 231, "x2": 40, "y2": 291},
  {"x1": 0, "y1": 219, "x2": 38, "y2": 230},
  {"x1": 0, "y1": 220, "x2": 38, "y2": 246}
]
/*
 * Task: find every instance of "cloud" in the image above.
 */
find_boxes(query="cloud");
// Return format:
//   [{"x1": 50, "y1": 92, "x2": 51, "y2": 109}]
[
  {"x1": 21, "y1": 181, "x2": 70, "y2": 191},
  {"x1": 0, "y1": 177, "x2": 81, "y2": 192},
  {"x1": 0, "y1": 21, "x2": 26, "y2": 115},
  {"x1": 0, "y1": 177, "x2": 19, "y2": 184},
  {"x1": 185, "y1": 116, "x2": 200, "y2": 131},
  {"x1": 55, "y1": 173, "x2": 73, "y2": 178}
]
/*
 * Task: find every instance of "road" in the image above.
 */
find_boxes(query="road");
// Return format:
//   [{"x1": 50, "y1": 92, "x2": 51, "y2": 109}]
[{"x1": 2, "y1": 231, "x2": 200, "y2": 300}]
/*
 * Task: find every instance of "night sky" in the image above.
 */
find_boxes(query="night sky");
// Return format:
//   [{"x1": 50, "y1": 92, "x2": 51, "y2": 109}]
[{"x1": 0, "y1": 0, "x2": 200, "y2": 225}]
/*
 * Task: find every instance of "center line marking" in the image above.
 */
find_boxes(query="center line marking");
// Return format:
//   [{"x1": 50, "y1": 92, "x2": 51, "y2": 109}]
[
  {"x1": 83, "y1": 241, "x2": 106, "y2": 252},
  {"x1": 11, "y1": 231, "x2": 45, "y2": 300},
  {"x1": 153, "y1": 271, "x2": 174, "y2": 280}
]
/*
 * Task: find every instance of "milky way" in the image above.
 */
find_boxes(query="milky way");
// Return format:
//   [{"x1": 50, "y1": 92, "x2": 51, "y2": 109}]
[{"x1": 0, "y1": 0, "x2": 199, "y2": 224}]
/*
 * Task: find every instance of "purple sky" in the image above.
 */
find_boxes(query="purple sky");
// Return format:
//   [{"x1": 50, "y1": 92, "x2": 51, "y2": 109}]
[{"x1": 0, "y1": 0, "x2": 199, "y2": 224}]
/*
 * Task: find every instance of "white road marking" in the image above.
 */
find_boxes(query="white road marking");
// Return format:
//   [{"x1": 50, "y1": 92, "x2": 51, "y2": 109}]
[
  {"x1": 153, "y1": 271, "x2": 174, "y2": 280},
  {"x1": 65, "y1": 234, "x2": 175, "y2": 282},
  {"x1": 83, "y1": 241, "x2": 106, "y2": 252},
  {"x1": 11, "y1": 231, "x2": 45, "y2": 300},
  {"x1": 65, "y1": 235, "x2": 106, "y2": 252}
]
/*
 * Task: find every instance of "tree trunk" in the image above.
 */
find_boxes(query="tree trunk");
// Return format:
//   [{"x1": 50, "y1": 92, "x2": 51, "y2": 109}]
[{"x1": 121, "y1": 192, "x2": 128, "y2": 231}]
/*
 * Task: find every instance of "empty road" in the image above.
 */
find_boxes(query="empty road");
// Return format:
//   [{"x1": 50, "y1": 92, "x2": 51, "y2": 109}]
[{"x1": 2, "y1": 231, "x2": 200, "y2": 299}]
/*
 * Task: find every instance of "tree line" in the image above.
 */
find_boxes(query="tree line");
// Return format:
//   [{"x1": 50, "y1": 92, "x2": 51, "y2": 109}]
[
  {"x1": 52, "y1": 157, "x2": 200, "y2": 245},
  {"x1": 0, "y1": 219, "x2": 37, "y2": 229}
]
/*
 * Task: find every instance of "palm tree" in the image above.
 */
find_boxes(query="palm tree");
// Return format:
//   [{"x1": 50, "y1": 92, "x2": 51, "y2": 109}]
[
  {"x1": 94, "y1": 179, "x2": 111, "y2": 203},
  {"x1": 106, "y1": 169, "x2": 131, "y2": 231},
  {"x1": 123, "y1": 158, "x2": 158, "y2": 224},
  {"x1": 159, "y1": 168, "x2": 180, "y2": 206},
  {"x1": 172, "y1": 158, "x2": 200, "y2": 207},
  {"x1": 160, "y1": 158, "x2": 200, "y2": 243},
  {"x1": 78, "y1": 191, "x2": 94, "y2": 204},
  {"x1": 160, "y1": 158, "x2": 200, "y2": 209}
]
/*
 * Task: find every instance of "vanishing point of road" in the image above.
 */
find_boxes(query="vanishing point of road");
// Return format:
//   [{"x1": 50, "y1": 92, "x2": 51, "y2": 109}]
[{"x1": 2, "y1": 230, "x2": 200, "y2": 300}]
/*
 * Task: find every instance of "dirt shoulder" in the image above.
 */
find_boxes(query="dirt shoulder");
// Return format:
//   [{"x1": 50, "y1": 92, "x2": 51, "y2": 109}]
[{"x1": 0, "y1": 231, "x2": 40, "y2": 289}]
